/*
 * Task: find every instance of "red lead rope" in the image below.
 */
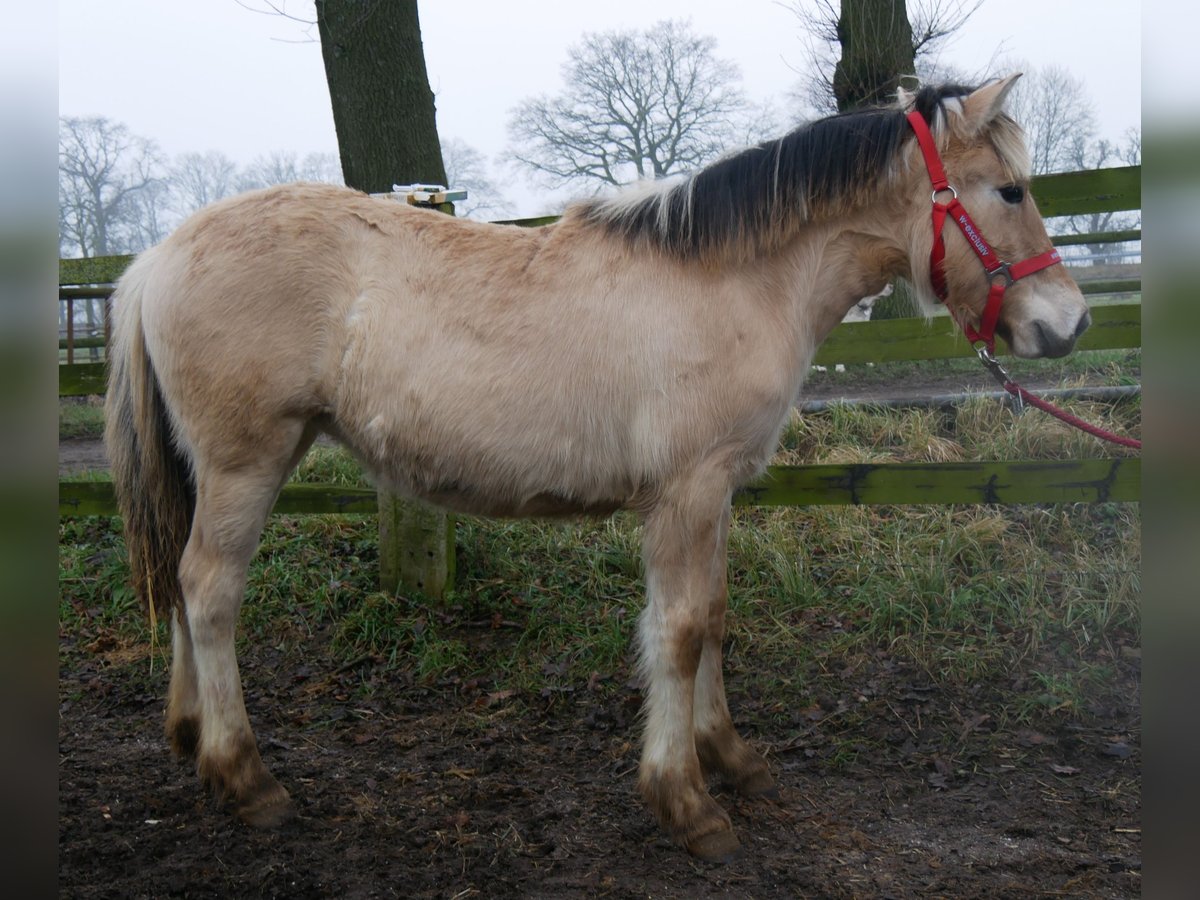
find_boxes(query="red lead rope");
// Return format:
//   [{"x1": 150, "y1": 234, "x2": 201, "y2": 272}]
[
  {"x1": 905, "y1": 111, "x2": 1141, "y2": 451},
  {"x1": 1003, "y1": 384, "x2": 1143, "y2": 449}
]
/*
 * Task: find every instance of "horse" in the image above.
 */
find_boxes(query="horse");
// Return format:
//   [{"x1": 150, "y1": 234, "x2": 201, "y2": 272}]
[{"x1": 104, "y1": 76, "x2": 1089, "y2": 861}]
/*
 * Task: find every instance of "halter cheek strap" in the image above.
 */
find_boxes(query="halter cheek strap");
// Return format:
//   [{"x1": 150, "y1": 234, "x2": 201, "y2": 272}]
[{"x1": 905, "y1": 110, "x2": 1063, "y2": 353}]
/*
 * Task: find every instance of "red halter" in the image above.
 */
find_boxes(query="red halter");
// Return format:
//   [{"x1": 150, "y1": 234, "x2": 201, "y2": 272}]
[
  {"x1": 905, "y1": 110, "x2": 1063, "y2": 354},
  {"x1": 904, "y1": 110, "x2": 1141, "y2": 450}
]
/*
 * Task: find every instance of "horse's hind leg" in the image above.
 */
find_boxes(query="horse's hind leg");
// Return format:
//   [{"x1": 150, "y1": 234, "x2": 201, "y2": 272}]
[
  {"x1": 166, "y1": 424, "x2": 317, "y2": 767},
  {"x1": 638, "y1": 473, "x2": 741, "y2": 862},
  {"x1": 175, "y1": 422, "x2": 316, "y2": 825},
  {"x1": 692, "y1": 505, "x2": 775, "y2": 798},
  {"x1": 165, "y1": 606, "x2": 201, "y2": 758}
]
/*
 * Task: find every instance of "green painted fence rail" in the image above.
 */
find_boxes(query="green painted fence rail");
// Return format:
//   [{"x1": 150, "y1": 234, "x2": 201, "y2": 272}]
[
  {"x1": 58, "y1": 458, "x2": 1140, "y2": 518},
  {"x1": 810, "y1": 300, "x2": 1138, "y2": 366}
]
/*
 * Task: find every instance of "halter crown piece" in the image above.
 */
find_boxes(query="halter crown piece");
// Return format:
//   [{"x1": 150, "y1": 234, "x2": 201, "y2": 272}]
[{"x1": 905, "y1": 110, "x2": 1063, "y2": 354}]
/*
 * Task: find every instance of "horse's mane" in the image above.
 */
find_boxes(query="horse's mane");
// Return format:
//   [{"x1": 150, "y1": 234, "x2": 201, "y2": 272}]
[{"x1": 574, "y1": 83, "x2": 1030, "y2": 263}]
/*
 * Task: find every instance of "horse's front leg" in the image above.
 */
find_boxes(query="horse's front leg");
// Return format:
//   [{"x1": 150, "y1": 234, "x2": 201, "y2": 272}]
[
  {"x1": 638, "y1": 479, "x2": 740, "y2": 862},
  {"x1": 693, "y1": 504, "x2": 776, "y2": 798}
]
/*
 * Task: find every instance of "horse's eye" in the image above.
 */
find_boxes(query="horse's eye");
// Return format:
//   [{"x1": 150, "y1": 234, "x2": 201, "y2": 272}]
[{"x1": 999, "y1": 184, "x2": 1025, "y2": 205}]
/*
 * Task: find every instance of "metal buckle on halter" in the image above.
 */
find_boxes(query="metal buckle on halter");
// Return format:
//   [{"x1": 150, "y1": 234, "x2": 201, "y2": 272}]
[
  {"x1": 975, "y1": 344, "x2": 1024, "y2": 414},
  {"x1": 932, "y1": 185, "x2": 958, "y2": 204},
  {"x1": 986, "y1": 261, "x2": 1014, "y2": 288}
]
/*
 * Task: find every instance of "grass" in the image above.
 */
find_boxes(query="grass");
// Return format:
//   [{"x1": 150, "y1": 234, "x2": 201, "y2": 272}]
[
  {"x1": 58, "y1": 364, "x2": 1141, "y2": 729},
  {"x1": 803, "y1": 347, "x2": 1141, "y2": 393},
  {"x1": 59, "y1": 397, "x2": 106, "y2": 440}
]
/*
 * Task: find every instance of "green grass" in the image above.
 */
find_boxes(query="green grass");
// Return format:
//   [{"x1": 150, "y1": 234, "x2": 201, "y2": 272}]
[
  {"x1": 58, "y1": 373, "x2": 1141, "y2": 725},
  {"x1": 803, "y1": 347, "x2": 1141, "y2": 393},
  {"x1": 59, "y1": 399, "x2": 106, "y2": 440}
]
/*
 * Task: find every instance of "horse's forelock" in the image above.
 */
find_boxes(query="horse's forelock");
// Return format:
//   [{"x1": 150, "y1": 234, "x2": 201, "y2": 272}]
[{"x1": 912, "y1": 84, "x2": 1032, "y2": 184}]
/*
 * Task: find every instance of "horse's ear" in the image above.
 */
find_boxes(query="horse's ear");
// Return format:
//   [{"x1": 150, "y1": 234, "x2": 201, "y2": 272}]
[{"x1": 961, "y1": 74, "x2": 1022, "y2": 133}]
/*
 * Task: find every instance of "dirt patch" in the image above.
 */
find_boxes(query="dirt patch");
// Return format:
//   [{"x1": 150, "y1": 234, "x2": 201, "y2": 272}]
[
  {"x1": 59, "y1": 436, "x2": 110, "y2": 476},
  {"x1": 59, "y1": 629, "x2": 1140, "y2": 898}
]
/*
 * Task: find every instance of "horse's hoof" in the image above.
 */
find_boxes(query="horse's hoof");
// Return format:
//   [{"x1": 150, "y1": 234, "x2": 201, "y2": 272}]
[
  {"x1": 735, "y1": 768, "x2": 778, "y2": 798},
  {"x1": 686, "y1": 827, "x2": 742, "y2": 863},
  {"x1": 236, "y1": 791, "x2": 295, "y2": 828}
]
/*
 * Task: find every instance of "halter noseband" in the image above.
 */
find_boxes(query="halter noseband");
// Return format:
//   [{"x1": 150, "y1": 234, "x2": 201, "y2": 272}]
[{"x1": 905, "y1": 110, "x2": 1063, "y2": 354}]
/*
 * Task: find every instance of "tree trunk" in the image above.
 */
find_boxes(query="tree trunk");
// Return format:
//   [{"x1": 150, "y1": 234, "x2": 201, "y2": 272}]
[
  {"x1": 315, "y1": 0, "x2": 447, "y2": 192},
  {"x1": 833, "y1": 0, "x2": 916, "y2": 112},
  {"x1": 833, "y1": 0, "x2": 917, "y2": 320},
  {"x1": 315, "y1": 1, "x2": 454, "y2": 599}
]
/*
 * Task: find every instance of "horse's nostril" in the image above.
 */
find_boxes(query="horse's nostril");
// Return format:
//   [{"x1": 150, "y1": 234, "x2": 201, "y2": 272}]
[
  {"x1": 1033, "y1": 321, "x2": 1074, "y2": 359},
  {"x1": 1074, "y1": 310, "x2": 1092, "y2": 339}
]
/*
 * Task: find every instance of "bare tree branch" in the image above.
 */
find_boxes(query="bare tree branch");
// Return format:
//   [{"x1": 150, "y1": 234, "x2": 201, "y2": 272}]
[
  {"x1": 506, "y1": 19, "x2": 773, "y2": 191},
  {"x1": 58, "y1": 116, "x2": 167, "y2": 256},
  {"x1": 439, "y1": 137, "x2": 513, "y2": 220},
  {"x1": 1003, "y1": 63, "x2": 1096, "y2": 175}
]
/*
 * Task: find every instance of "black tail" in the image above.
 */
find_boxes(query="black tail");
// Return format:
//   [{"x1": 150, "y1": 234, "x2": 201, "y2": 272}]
[{"x1": 103, "y1": 250, "x2": 195, "y2": 620}]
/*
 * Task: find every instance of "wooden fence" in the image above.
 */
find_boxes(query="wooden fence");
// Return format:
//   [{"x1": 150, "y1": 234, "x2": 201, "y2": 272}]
[{"x1": 58, "y1": 165, "x2": 1142, "y2": 596}]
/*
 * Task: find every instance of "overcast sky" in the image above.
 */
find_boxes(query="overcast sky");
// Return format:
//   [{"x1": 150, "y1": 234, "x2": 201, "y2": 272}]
[{"x1": 59, "y1": 1, "x2": 1145, "y2": 217}]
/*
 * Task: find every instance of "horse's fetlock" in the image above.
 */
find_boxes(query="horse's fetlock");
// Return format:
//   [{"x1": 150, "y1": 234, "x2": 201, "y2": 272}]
[
  {"x1": 166, "y1": 714, "x2": 200, "y2": 760},
  {"x1": 195, "y1": 731, "x2": 289, "y2": 823},
  {"x1": 696, "y1": 725, "x2": 775, "y2": 796}
]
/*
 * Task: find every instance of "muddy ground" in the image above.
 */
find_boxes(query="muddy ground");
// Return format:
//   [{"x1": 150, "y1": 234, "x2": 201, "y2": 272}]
[
  {"x1": 58, "y1": 628, "x2": 1141, "y2": 898},
  {"x1": 59, "y1": 370, "x2": 1141, "y2": 897}
]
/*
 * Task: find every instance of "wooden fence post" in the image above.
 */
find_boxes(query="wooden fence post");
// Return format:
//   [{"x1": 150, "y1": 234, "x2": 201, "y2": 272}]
[
  {"x1": 378, "y1": 493, "x2": 456, "y2": 597},
  {"x1": 375, "y1": 189, "x2": 464, "y2": 599}
]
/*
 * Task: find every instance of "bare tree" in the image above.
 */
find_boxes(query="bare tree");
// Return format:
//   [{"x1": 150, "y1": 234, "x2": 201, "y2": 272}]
[
  {"x1": 58, "y1": 116, "x2": 166, "y2": 257},
  {"x1": 170, "y1": 150, "x2": 240, "y2": 217},
  {"x1": 787, "y1": 0, "x2": 983, "y2": 115},
  {"x1": 440, "y1": 137, "x2": 512, "y2": 220},
  {"x1": 1003, "y1": 64, "x2": 1097, "y2": 175},
  {"x1": 1059, "y1": 128, "x2": 1142, "y2": 264},
  {"x1": 507, "y1": 19, "x2": 771, "y2": 191},
  {"x1": 123, "y1": 177, "x2": 175, "y2": 250},
  {"x1": 238, "y1": 150, "x2": 343, "y2": 190}
]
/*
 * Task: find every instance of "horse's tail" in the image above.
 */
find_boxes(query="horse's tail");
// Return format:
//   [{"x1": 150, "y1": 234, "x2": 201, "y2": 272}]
[{"x1": 104, "y1": 248, "x2": 195, "y2": 622}]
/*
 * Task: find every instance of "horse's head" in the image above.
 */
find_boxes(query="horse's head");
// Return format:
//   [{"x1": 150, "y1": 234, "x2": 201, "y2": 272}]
[{"x1": 903, "y1": 76, "x2": 1090, "y2": 359}]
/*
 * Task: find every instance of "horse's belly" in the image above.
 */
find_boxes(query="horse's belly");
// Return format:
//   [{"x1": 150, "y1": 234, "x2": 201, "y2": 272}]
[
  {"x1": 335, "y1": 409, "x2": 644, "y2": 520},
  {"x1": 417, "y1": 484, "x2": 628, "y2": 519}
]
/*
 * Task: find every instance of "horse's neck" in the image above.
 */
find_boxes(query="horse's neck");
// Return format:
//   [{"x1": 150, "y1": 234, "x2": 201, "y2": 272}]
[{"x1": 774, "y1": 224, "x2": 908, "y2": 349}]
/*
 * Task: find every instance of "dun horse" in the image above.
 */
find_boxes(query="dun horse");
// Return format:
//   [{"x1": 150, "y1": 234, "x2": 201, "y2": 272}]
[{"x1": 106, "y1": 77, "x2": 1088, "y2": 859}]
